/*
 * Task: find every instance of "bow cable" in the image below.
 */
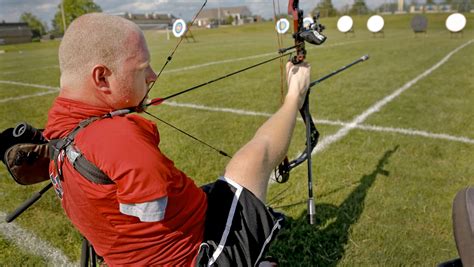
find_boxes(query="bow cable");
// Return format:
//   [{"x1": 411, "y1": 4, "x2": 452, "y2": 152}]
[
  {"x1": 154, "y1": 0, "x2": 208, "y2": 85},
  {"x1": 147, "y1": 52, "x2": 292, "y2": 106},
  {"x1": 272, "y1": 0, "x2": 286, "y2": 104},
  {"x1": 143, "y1": 111, "x2": 231, "y2": 158},
  {"x1": 272, "y1": 0, "x2": 292, "y2": 184}
]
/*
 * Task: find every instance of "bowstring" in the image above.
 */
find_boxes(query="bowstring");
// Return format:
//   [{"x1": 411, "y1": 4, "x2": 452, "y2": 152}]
[
  {"x1": 143, "y1": 111, "x2": 231, "y2": 158},
  {"x1": 154, "y1": 0, "x2": 208, "y2": 85},
  {"x1": 273, "y1": 0, "x2": 286, "y2": 105},
  {"x1": 272, "y1": 0, "x2": 291, "y2": 185}
]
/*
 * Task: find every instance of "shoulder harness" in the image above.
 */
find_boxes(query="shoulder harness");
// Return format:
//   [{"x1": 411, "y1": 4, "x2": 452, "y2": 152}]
[{"x1": 49, "y1": 117, "x2": 114, "y2": 185}]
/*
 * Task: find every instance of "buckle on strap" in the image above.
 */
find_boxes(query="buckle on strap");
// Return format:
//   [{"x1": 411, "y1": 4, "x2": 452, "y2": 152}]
[{"x1": 65, "y1": 144, "x2": 81, "y2": 164}]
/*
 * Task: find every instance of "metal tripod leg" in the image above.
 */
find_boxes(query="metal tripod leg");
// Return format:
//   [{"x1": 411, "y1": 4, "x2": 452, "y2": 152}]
[{"x1": 81, "y1": 237, "x2": 97, "y2": 267}]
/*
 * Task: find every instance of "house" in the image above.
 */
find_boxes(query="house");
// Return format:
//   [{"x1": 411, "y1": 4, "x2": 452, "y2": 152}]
[
  {"x1": 117, "y1": 13, "x2": 177, "y2": 30},
  {"x1": 409, "y1": 4, "x2": 452, "y2": 13},
  {"x1": 0, "y1": 22, "x2": 32, "y2": 45},
  {"x1": 195, "y1": 6, "x2": 252, "y2": 27}
]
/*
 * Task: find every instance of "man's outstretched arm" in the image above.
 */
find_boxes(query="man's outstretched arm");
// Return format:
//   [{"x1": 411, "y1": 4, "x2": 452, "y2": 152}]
[{"x1": 224, "y1": 62, "x2": 311, "y2": 202}]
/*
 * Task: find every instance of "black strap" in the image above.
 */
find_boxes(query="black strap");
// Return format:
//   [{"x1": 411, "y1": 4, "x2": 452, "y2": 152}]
[
  {"x1": 49, "y1": 117, "x2": 113, "y2": 185},
  {"x1": 65, "y1": 144, "x2": 114, "y2": 185}
]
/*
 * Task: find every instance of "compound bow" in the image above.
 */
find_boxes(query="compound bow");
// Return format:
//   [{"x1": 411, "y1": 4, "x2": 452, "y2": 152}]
[{"x1": 273, "y1": 0, "x2": 326, "y2": 224}]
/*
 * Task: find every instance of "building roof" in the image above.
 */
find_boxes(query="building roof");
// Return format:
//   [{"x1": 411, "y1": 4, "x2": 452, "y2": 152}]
[
  {"x1": 196, "y1": 6, "x2": 252, "y2": 19},
  {"x1": 0, "y1": 22, "x2": 32, "y2": 38},
  {"x1": 0, "y1": 22, "x2": 29, "y2": 27},
  {"x1": 117, "y1": 13, "x2": 177, "y2": 27}
]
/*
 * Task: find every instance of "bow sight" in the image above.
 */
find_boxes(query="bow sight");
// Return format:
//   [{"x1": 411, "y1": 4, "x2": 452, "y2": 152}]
[
  {"x1": 299, "y1": 13, "x2": 327, "y2": 46},
  {"x1": 278, "y1": 12, "x2": 327, "y2": 59}
]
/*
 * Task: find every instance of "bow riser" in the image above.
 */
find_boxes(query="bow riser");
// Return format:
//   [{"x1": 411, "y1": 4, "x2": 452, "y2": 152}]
[{"x1": 288, "y1": 0, "x2": 306, "y2": 64}]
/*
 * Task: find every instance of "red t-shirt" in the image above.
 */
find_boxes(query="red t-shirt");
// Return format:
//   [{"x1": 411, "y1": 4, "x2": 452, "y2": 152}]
[{"x1": 43, "y1": 97, "x2": 207, "y2": 266}]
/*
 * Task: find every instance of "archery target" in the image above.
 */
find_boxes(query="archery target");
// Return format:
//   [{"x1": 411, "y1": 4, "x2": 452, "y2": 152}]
[
  {"x1": 367, "y1": 15, "x2": 384, "y2": 33},
  {"x1": 411, "y1": 15, "x2": 428, "y2": 32},
  {"x1": 445, "y1": 13, "x2": 466, "y2": 33},
  {"x1": 303, "y1": 17, "x2": 314, "y2": 29},
  {"x1": 337, "y1": 16, "x2": 353, "y2": 33},
  {"x1": 275, "y1": 18, "x2": 290, "y2": 34},
  {"x1": 172, "y1": 19, "x2": 187, "y2": 38}
]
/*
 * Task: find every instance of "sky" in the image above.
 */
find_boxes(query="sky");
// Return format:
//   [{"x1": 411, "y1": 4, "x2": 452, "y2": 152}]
[{"x1": 1, "y1": 0, "x2": 414, "y2": 27}]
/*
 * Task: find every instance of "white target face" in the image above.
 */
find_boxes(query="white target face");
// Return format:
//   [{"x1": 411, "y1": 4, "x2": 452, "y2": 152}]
[
  {"x1": 367, "y1": 15, "x2": 384, "y2": 33},
  {"x1": 172, "y1": 19, "x2": 187, "y2": 38},
  {"x1": 337, "y1": 16, "x2": 353, "y2": 33},
  {"x1": 275, "y1": 18, "x2": 290, "y2": 34},
  {"x1": 303, "y1": 17, "x2": 314, "y2": 29},
  {"x1": 445, "y1": 13, "x2": 466, "y2": 32}
]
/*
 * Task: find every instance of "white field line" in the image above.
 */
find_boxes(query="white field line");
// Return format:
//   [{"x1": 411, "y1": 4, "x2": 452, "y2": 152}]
[
  {"x1": 356, "y1": 124, "x2": 474, "y2": 144},
  {"x1": 312, "y1": 39, "x2": 474, "y2": 155},
  {"x1": 0, "y1": 212, "x2": 74, "y2": 266},
  {"x1": 164, "y1": 101, "x2": 273, "y2": 117},
  {"x1": 0, "y1": 81, "x2": 59, "y2": 103},
  {"x1": 0, "y1": 91, "x2": 58, "y2": 103},
  {"x1": 0, "y1": 65, "x2": 59, "y2": 75},
  {"x1": 163, "y1": 101, "x2": 474, "y2": 145},
  {"x1": 0, "y1": 80, "x2": 59, "y2": 91},
  {"x1": 162, "y1": 40, "x2": 363, "y2": 74}
]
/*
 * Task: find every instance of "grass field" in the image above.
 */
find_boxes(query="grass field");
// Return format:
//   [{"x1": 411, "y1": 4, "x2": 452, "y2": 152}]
[{"x1": 0, "y1": 13, "x2": 473, "y2": 266}]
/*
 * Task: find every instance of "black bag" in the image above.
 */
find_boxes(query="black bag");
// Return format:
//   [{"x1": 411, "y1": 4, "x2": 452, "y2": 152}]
[
  {"x1": 1, "y1": 118, "x2": 114, "y2": 187},
  {"x1": 1, "y1": 119, "x2": 113, "y2": 187},
  {"x1": 0, "y1": 123, "x2": 50, "y2": 185}
]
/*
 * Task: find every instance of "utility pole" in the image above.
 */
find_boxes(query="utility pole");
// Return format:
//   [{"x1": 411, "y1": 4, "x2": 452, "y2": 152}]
[
  {"x1": 61, "y1": 0, "x2": 67, "y2": 32},
  {"x1": 217, "y1": 0, "x2": 221, "y2": 26},
  {"x1": 398, "y1": 0, "x2": 404, "y2": 12}
]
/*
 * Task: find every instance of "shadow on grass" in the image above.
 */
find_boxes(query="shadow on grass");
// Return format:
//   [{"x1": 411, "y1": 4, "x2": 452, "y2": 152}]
[{"x1": 269, "y1": 145, "x2": 399, "y2": 266}]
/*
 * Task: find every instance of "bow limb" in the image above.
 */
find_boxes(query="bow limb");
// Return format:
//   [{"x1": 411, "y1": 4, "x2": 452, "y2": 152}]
[{"x1": 289, "y1": 0, "x2": 306, "y2": 64}]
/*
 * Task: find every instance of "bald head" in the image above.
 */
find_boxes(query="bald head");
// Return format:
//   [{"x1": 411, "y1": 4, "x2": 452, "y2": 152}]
[{"x1": 59, "y1": 13, "x2": 143, "y2": 85}]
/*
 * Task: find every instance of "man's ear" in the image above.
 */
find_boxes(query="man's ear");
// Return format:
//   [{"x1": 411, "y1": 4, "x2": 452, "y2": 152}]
[{"x1": 92, "y1": 65, "x2": 112, "y2": 94}]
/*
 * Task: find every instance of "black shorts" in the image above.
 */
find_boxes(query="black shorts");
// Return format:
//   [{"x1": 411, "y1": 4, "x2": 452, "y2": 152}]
[{"x1": 197, "y1": 176, "x2": 285, "y2": 266}]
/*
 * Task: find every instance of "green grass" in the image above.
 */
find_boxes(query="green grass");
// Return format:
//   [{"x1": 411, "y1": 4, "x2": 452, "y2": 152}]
[
  {"x1": 0, "y1": 13, "x2": 473, "y2": 265},
  {"x1": 0, "y1": 236, "x2": 46, "y2": 265}
]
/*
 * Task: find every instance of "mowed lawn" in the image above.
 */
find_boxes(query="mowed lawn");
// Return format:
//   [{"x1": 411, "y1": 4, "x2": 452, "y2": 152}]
[{"x1": 0, "y1": 13, "x2": 473, "y2": 266}]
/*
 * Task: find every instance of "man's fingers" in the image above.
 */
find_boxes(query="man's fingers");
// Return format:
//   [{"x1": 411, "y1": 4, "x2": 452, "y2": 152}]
[
  {"x1": 286, "y1": 61, "x2": 293, "y2": 78},
  {"x1": 286, "y1": 61, "x2": 311, "y2": 75}
]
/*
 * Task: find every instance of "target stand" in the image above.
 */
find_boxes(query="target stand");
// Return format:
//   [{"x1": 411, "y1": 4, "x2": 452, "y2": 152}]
[
  {"x1": 449, "y1": 30, "x2": 463, "y2": 38},
  {"x1": 183, "y1": 26, "x2": 196, "y2": 43},
  {"x1": 337, "y1": 16, "x2": 355, "y2": 38},
  {"x1": 172, "y1": 19, "x2": 196, "y2": 43},
  {"x1": 344, "y1": 29, "x2": 356, "y2": 38},
  {"x1": 413, "y1": 30, "x2": 427, "y2": 38},
  {"x1": 371, "y1": 31, "x2": 384, "y2": 38},
  {"x1": 446, "y1": 13, "x2": 466, "y2": 39},
  {"x1": 367, "y1": 15, "x2": 385, "y2": 38},
  {"x1": 411, "y1": 15, "x2": 428, "y2": 38}
]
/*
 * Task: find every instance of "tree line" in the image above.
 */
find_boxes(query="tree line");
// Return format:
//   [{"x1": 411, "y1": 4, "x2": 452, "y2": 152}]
[{"x1": 20, "y1": 0, "x2": 101, "y2": 39}]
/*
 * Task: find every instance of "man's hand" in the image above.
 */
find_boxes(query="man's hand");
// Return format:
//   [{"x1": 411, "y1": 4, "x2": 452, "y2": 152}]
[{"x1": 286, "y1": 61, "x2": 311, "y2": 109}]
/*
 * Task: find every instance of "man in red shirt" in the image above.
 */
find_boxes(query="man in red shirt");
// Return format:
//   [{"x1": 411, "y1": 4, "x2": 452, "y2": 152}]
[{"x1": 44, "y1": 13, "x2": 310, "y2": 266}]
